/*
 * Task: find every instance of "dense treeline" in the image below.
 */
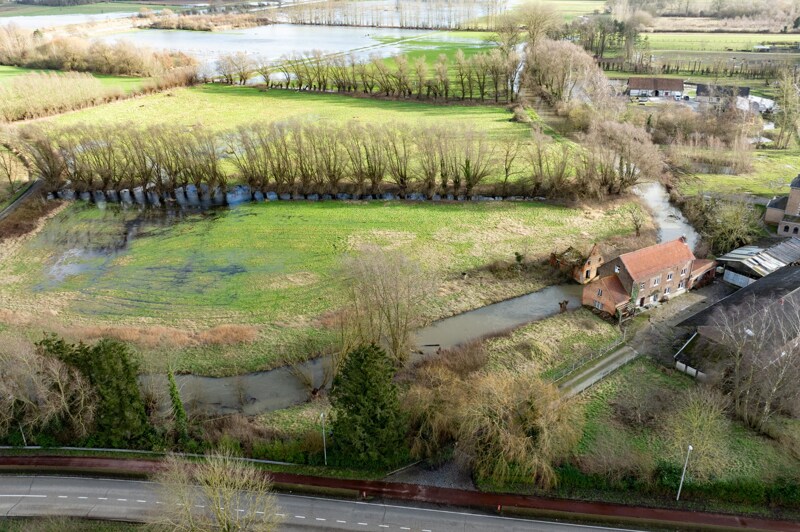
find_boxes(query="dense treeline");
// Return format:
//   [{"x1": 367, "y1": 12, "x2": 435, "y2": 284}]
[
  {"x1": 0, "y1": 25, "x2": 196, "y2": 77},
  {"x1": 222, "y1": 48, "x2": 523, "y2": 103},
  {"x1": 10, "y1": 117, "x2": 661, "y2": 202}
]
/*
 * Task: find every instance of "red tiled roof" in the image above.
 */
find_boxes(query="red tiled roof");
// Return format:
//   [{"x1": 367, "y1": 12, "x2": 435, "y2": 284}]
[
  {"x1": 619, "y1": 238, "x2": 696, "y2": 281},
  {"x1": 599, "y1": 275, "x2": 630, "y2": 307},
  {"x1": 627, "y1": 77, "x2": 685, "y2": 92},
  {"x1": 691, "y1": 259, "x2": 716, "y2": 276}
]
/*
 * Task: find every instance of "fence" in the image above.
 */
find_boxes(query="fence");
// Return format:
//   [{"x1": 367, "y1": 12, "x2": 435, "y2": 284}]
[{"x1": 552, "y1": 333, "x2": 626, "y2": 384}]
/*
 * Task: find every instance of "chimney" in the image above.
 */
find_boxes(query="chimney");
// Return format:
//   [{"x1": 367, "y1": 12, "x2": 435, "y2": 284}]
[{"x1": 679, "y1": 235, "x2": 687, "y2": 244}]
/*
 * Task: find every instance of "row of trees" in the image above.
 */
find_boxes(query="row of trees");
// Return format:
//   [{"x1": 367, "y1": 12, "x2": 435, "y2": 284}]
[
  {"x1": 281, "y1": 0, "x2": 508, "y2": 30},
  {"x1": 12, "y1": 118, "x2": 661, "y2": 201},
  {"x1": 0, "y1": 25, "x2": 196, "y2": 77},
  {"x1": 217, "y1": 48, "x2": 523, "y2": 103}
]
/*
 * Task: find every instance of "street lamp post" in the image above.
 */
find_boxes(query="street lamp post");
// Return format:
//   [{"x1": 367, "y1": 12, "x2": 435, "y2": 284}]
[
  {"x1": 676, "y1": 444, "x2": 693, "y2": 501},
  {"x1": 320, "y1": 413, "x2": 327, "y2": 466}
]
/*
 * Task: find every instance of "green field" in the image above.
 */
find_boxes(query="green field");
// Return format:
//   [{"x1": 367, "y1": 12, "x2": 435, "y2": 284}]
[
  {"x1": 677, "y1": 149, "x2": 799, "y2": 198},
  {"x1": 47, "y1": 84, "x2": 529, "y2": 136},
  {"x1": 642, "y1": 32, "x2": 800, "y2": 52},
  {"x1": 542, "y1": 0, "x2": 605, "y2": 20},
  {"x1": 0, "y1": 1, "x2": 174, "y2": 17},
  {"x1": 0, "y1": 199, "x2": 639, "y2": 375},
  {"x1": 0, "y1": 65, "x2": 146, "y2": 94}
]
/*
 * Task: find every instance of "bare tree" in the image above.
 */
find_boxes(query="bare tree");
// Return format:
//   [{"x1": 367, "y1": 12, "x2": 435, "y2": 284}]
[
  {"x1": 498, "y1": 136, "x2": 522, "y2": 196},
  {"x1": 383, "y1": 127, "x2": 414, "y2": 198},
  {"x1": 151, "y1": 451, "x2": 282, "y2": 532},
  {"x1": 623, "y1": 203, "x2": 647, "y2": 237},
  {"x1": 341, "y1": 246, "x2": 433, "y2": 365},
  {"x1": 711, "y1": 296, "x2": 800, "y2": 433},
  {"x1": 662, "y1": 387, "x2": 729, "y2": 481}
]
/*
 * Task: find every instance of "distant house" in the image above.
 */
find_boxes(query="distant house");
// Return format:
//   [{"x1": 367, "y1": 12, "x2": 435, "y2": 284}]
[
  {"x1": 748, "y1": 95, "x2": 776, "y2": 113},
  {"x1": 627, "y1": 77, "x2": 684, "y2": 98},
  {"x1": 550, "y1": 243, "x2": 603, "y2": 284},
  {"x1": 765, "y1": 174, "x2": 800, "y2": 235},
  {"x1": 582, "y1": 237, "x2": 715, "y2": 319},
  {"x1": 716, "y1": 237, "x2": 800, "y2": 288},
  {"x1": 753, "y1": 44, "x2": 772, "y2": 52},
  {"x1": 695, "y1": 84, "x2": 750, "y2": 104}
]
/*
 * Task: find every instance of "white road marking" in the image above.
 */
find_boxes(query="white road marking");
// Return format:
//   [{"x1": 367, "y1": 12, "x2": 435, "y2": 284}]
[
  {"x1": 97, "y1": 497, "x2": 108, "y2": 500},
  {"x1": 256, "y1": 511, "x2": 265, "y2": 515},
  {"x1": 295, "y1": 515, "x2": 306, "y2": 519},
  {"x1": 77, "y1": 496, "x2": 88, "y2": 499},
  {"x1": 276, "y1": 513, "x2": 286, "y2": 517},
  {"x1": 58, "y1": 496, "x2": 68, "y2": 499},
  {"x1": 337, "y1": 520, "x2": 347, "y2": 524},
  {"x1": 379, "y1": 525, "x2": 389, "y2": 528},
  {"x1": 117, "y1": 498, "x2": 127, "y2": 502},
  {"x1": 400, "y1": 528, "x2": 411, "y2": 531},
  {"x1": 358, "y1": 523, "x2": 368, "y2": 526},
  {"x1": 0, "y1": 495, "x2": 47, "y2": 498},
  {"x1": 137, "y1": 500, "x2": 146, "y2": 503},
  {"x1": 155, "y1": 501, "x2": 163, "y2": 505},
  {"x1": 316, "y1": 517, "x2": 326, "y2": 521},
  {"x1": 236, "y1": 509, "x2": 245, "y2": 512}
]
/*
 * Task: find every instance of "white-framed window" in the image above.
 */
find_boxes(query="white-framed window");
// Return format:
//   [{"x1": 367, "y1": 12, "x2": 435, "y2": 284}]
[
  {"x1": 667, "y1": 273, "x2": 673, "y2": 281},
  {"x1": 597, "y1": 288, "x2": 603, "y2": 296},
  {"x1": 652, "y1": 277, "x2": 660, "y2": 286},
  {"x1": 614, "y1": 265, "x2": 620, "y2": 273},
  {"x1": 679, "y1": 280, "x2": 685, "y2": 289},
  {"x1": 651, "y1": 294, "x2": 658, "y2": 302},
  {"x1": 665, "y1": 287, "x2": 671, "y2": 294},
  {"x1": 681, "y1": 268, "x2": 687, "y2": 276},
  {"x1": 594, "y1": 300, "x2": 603, "y2": 310},
  {"x1": 639, "y1": 282, "x2": 645, "y2": 290}
]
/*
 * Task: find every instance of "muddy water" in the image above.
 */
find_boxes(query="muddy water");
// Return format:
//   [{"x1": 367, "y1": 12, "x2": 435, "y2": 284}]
[{"x1": 633, "y1": 181, "x2": 700, "y2": 251}]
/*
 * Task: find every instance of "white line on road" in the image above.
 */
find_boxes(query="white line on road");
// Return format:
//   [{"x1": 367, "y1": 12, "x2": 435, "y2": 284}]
[
  {"x1": 117, "y1": 499, "x2": 127, "y2": 502},
  {"x1": 337, "y1": 520, "x2": 347, "y2": 524},
  {"x1": 137, "y1": 500, "x2": 146, "y2": 503},
  {"x1": 97, "y1": 497, "x2": 108, "y2": 500},
  {"x1": 379, "y1": 526, "x2": 389, "y2": 529},
  {"x1": 358, "y1": 523, "x2": 368, "y2": 526},
  {"x1": 77, "y1": 496, "x2": 88, "y2": 499},
  {"x1": 316, "y1": 517, "x2": 326, "y2": 521},
  {"x1": 295, "y1": 515, "x2": 306, "y2": 519},
  {"x1": 0, "y1": 495, "x2": 47, "y2": 498},
  {"x1": 58, "y1": 496, "x2": 68, "y2": 499}
]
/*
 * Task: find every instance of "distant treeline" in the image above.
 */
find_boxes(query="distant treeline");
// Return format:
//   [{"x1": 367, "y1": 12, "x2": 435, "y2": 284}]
[{"x1": 16, "y1": 0, "x2": 97, "y2": 5}]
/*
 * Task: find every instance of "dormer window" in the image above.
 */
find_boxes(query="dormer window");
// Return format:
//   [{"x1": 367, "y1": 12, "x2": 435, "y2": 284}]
[{"x1": 614, "y1": 265, "x2": 620, "y2": 273}]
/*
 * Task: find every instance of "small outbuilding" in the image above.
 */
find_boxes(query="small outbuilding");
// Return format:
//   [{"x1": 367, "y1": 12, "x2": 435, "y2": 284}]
[{"x1": 627, "y1": 77, "x2": 684, "y2": 98}]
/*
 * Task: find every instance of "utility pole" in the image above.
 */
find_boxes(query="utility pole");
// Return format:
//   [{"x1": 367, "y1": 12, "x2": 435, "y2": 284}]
[
  {"x1": 676, "y1": 444, "x2": 693, "y2": 501},
  {"x1": 320, "y1": 412, "x2": 327, "y2": 466}
]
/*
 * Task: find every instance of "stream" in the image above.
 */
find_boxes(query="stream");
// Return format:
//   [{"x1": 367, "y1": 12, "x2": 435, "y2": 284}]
[{"x1": 137, "y1": 182, "x2": 699, "y2": 416}]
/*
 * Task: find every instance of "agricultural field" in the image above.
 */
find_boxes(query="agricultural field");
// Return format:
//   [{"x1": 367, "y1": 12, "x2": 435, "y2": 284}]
[
  {"x1": 643, "y1": 32, "x2": 800, "y2": 52},
  {"x1": 0, "y1": 1, "x2": 171, "y2": 16},
  {"x1": 577, "y1": 358, "x2": 800, "y2": 486},
  {"x1": 0, "y1": 199, "x2": 642, "y2": 376},
  {"x1": 47, "y1": 84, "x2": 529, "y2": 136},
  {"x1": 0, "y1": 65, "x2": 147, "y2": 94},
  {"x1": 677, "y1": 149, "x2": 800, "y2": 198},
  {"x1": 542, "y1": 0, "x2": 605, "y2": 20}
]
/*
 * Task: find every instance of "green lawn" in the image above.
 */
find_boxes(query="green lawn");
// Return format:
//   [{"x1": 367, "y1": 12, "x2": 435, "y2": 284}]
[
  {"x1": 47, "y1": 84, "x2": 528, "y2": 137},
  {"x1": 677, "y1": 149, "x2": 800, "y2": 198},
  {"x1": 0, "y1": 65, "x2": 146, "y2": 94},
  {"x1": 578, "y1": 358, "x2": 800, "y2": 484},
  {"x1": 0, "y1": 1, "x2": 174, "y2": 17},
  {"x1": 0, "y1": 199, "x2": 639, "y2": 375}
]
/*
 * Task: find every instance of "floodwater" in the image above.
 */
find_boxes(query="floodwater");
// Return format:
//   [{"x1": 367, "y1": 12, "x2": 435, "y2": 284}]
[
  {"x1": 633, "y1": 181, "x2": 700, "y2": 252},
  {"x1": 93, "y1": 24, "x2": 437, "y2": 68}
]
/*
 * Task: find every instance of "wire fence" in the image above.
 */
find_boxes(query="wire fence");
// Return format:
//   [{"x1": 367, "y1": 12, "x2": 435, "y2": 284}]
[{"x1": 552, "y1": 333, "x2": 627, "y2": 384}]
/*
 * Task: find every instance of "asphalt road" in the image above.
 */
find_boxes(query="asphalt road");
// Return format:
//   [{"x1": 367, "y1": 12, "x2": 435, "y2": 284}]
[{"x1": 0, "y1": 475, "x2": 641, "y2": 532}]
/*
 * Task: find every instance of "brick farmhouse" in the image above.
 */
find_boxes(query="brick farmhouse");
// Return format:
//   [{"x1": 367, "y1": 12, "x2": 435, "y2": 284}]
[{"x1": 582, "y1": 238, "x2": 715, "y2": 318}]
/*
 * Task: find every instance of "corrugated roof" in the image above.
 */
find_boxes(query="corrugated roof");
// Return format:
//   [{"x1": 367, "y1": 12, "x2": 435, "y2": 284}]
[
  {"x1": 718, "y1": 238, "x2": 800, "y2": 278},
  {"x1": 619, "y1": 238, "x2": 696, "y2": 281}
]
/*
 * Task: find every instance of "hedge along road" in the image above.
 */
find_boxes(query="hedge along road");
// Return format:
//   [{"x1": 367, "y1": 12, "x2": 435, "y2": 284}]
[{"x1": 138, "y1": 180, "x2": 696, "y2": 416}]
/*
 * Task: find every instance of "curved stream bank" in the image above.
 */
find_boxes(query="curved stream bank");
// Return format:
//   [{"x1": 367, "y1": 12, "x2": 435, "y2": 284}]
[{"x1": 131, "y1": 182, "x2": 697, "y2": 415}]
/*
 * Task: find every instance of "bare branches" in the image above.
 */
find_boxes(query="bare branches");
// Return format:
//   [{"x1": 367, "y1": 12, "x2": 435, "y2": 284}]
[{"x1": 152, "y1": 451, "x2": 282, "y2": 532}]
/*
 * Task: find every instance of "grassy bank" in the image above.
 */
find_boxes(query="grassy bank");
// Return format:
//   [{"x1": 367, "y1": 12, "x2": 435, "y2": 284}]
[
  {"x1": 45, "y1": 84, "x2": 528, "y2": 137},
  {"x1": 0, "y1": 199, "x2": 641, "y2": 375},
  {"x1": 677, "y1": 149, "x2": 799, "y2": 198}
]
